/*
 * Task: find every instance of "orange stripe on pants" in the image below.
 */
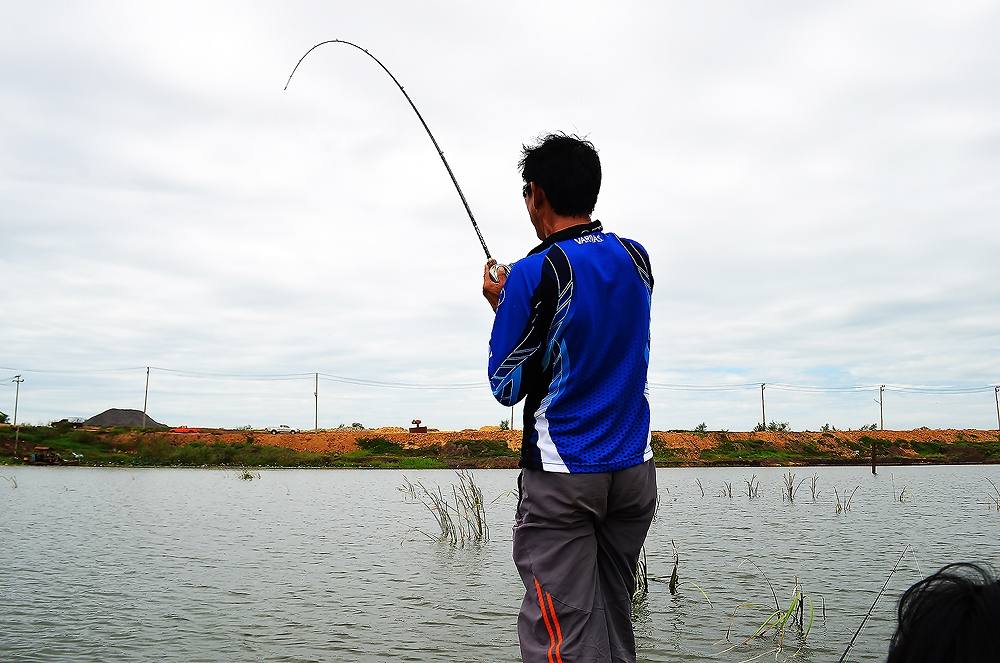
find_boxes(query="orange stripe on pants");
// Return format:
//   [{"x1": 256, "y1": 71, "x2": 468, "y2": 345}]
[
  {"x1": 533, "y1": 577, "x2": 556, "y2": 663},
  {"x1": 546, "y1": 593, "x2": 565, "y2": 663}
]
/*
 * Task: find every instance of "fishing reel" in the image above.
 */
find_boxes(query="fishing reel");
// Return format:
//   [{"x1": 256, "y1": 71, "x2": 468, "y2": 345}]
[{"x1": 489, "y1": 262, "x2": 511, "y2": 284}]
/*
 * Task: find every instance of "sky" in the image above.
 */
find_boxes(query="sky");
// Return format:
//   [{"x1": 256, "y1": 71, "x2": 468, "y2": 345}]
[{"x1": 2, "y1": 1, "x2": 999, "y2": 431}]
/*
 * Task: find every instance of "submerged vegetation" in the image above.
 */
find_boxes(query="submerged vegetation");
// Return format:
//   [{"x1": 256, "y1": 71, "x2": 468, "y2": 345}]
[{"x1": 399, "y1": 471, "x2": 489, "y2": 546}]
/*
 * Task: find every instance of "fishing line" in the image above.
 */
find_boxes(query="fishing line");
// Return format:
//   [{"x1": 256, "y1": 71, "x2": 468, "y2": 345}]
[{"x1": 283, "y1": 39, "x2": 509, "y2": 282}]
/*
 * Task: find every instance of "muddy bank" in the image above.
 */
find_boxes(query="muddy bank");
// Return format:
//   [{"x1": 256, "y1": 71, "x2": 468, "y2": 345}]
[{"x1": 3, "y1": 425, "x2": 997, "y2": 468}]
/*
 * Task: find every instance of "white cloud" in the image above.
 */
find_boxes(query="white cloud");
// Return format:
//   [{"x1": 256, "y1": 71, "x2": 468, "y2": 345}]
[{"x1": 2, "y1": 1, "x2": 998, "y2": 430}]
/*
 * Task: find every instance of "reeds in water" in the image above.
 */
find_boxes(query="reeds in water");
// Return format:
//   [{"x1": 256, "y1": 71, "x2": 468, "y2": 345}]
[
  {"x1": 890, "y1": 474, "x2": 910, "y2": 503},
  {"x1": 723, "y1": 561, "x2": 815, "y2": 658},
  {"x1": 986, "y1": 477, "x2": 1000, "y2": 511},
  {"x1": 632, "y1": 547, "x2": 649, "y2": 603},
  {"x1": 400, "y1": 471, "x2": 490, "y2": 546},
  {"x1": 720, "y1": 481, "x2": 733, "y2": 499},
  {"x1": 695, "y1": 478, "x2": 705, "y2": 497},
  {"x1": 231, "y1": 466, "x2": 259, "y2": 481},
  {"x1": 835, "y1": 486, "x2": 859, "y2": 513},
  {"x1": 745, "y1": 474, "x2": 760, "y2": 499},
  {"x1": 781, "y1": 471, "x2": 806, "y2": 503},
  {"x1": 809, "y1": 474, "x2": 820, "y2": 501}
]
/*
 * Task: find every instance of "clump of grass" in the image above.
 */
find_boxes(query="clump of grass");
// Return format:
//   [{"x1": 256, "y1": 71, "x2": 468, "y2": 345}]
[
  {"x1": 835, "y1": 486, "x2": 860, "y2": 514},
  {"x1": 403, "y1": 471, "x2": 489, "y2": 546},
  {"x1": 723, "y1": 561, "x2": 816, "y2": 659},
  {"x1": 986, "y1": 477, "x2": 1000, "y2": 511},
  {"x1": 890, "y1": 474, "x2": 910, "y2": 503},
  {"x1": 809, "y1": 474, "x2": 820, "y2": 501},
  {"x1": 632, "y1": 547, "x2": 649, "y2": 604},
  {"x1": 397, "y1": 478, "x2": 419, "y2": 501},
  {"x1": 781, "y1": 471, "x2": 806, "y2": 504},
  {"x1": 719, "y1": 481, "x2": 733, "y2": 499},
  {"x1": 236, "y1": 466, "x2": 260, "y2": 481},
  {"x1": 356, "y1": 437, "x2": 405, "y2": 454},
  {"x1": 745, "y1": 474, "x2": 760, "y2": 499},
  {"x1": 668, "y1": 540, "x2": 680, "y2": 595}
]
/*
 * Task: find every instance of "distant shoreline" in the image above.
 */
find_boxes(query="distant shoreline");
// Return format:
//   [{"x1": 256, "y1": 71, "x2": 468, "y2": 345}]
[{"x1": 2, "y1": 425, "x2": 998, "y2": 469}]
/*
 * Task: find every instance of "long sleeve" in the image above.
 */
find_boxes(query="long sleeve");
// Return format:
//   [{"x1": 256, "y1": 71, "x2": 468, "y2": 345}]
[{"x1": 487, "y1": 260, "x2": 545, "y2": 407}]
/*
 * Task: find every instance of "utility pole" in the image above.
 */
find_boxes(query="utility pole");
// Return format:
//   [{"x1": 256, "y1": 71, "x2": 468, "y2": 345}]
[
  {"x1": 879, "y1": 385, "x2": 885, "y2": 430},
  {"x1": 142, "y1": 367, "x2": 150, "y2": 430},
  {"x1": 12, "y1": 375, "x2": 24, "y2": 456},
  {"x1": 995, "y1": 386, "x2": 999, "y2": 433},
  {"x1": 314, "y1": 372, "x2": 319, "y2": 432},
  {"x1": 760, "y1": 383, "x2": 766, "y2": 430}
]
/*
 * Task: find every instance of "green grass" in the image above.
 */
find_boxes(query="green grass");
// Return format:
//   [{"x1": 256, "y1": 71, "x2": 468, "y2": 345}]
[
  {"x1": 699, "y1": 438, "x2": 796, "y2": 464},
  {"x1": 0, "y1": 426, "x2": 464, "y2": 469}
]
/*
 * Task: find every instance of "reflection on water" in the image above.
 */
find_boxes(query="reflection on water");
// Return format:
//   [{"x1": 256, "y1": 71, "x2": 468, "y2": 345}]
[{"x1": 1, "y1": 465, "x2": 997, "y2": 662}]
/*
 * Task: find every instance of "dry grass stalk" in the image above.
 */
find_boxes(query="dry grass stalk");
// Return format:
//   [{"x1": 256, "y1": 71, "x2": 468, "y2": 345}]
[
  {"x1": 696, "y1": 478, "x2": 705, "y2": 497},
  {"x1": 402, "y1": 471, "x2": 490, "y2": 546},
  {"x1": 890, "y1": 474, "x2": 910, "y2": 503},
  {"x1": 745, "y1": 474, "x2": 760, "y2": 499},
  {"x1": 781, "y1": 471, "x2": 806, "y2": 504},
  {"x1": 986, "y1": 477, "x2": 1000, "y2": 511},
  {"x1": 632, "y1": 547, "x2": 649, "y2": 603},
  {"x1": 835, "y1": 486, "x2": 860, "y2": 514}
]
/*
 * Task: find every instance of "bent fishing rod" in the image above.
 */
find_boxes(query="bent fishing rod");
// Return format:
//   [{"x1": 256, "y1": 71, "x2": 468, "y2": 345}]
[{"x1": 283, "y1": 39, "x2": 509, "y2": 282}]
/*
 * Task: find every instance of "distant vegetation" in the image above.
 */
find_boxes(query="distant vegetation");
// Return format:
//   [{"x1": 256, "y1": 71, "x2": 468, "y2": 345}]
[
  {"x1": 3, "y1": 426, "x2": 998, "y2": 469},
  {"x1": 0, "y1": 427, "x2": 518, "y2": 469}
]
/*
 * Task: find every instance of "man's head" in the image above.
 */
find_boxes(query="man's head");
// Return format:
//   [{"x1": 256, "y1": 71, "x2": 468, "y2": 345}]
[
  {"x1": 887, "y1": 562, "x2": 1000, "y2": 663},
  {"x1": 519, "y1": 133, "x2": 601, "y2": 239}
]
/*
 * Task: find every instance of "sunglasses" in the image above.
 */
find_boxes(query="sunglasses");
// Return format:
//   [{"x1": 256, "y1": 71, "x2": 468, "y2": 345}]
[{"x1": 522, "y1": 182, "x2": 531, "y2": 198}]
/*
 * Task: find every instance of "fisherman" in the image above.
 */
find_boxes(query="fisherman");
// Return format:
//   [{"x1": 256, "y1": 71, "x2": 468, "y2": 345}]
[{"x1": 482, "y1": 133, "x2": 656, "y2": 663}]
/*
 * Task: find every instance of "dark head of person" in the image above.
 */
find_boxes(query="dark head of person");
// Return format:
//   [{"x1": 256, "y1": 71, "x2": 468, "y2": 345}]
[
  {"x1": 887, "y1": 562, "x2": 1000, "y2": 663},
  {"x1": 519, "y1": 133, "x2": 601, "y2": 217}
]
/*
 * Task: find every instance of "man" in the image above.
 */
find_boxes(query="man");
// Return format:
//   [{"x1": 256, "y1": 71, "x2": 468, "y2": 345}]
[
  {"x1": 482, "y1": 133, "x2": 656, "y2": 663},
  {"x1": 887, "y1": 562, "x2": 1000, "y2": 663}
]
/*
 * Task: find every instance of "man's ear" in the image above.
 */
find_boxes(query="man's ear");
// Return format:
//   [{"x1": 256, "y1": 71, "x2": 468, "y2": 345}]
[{"x1": 529, "y1": 183, "x2": 547, "y2": 214}]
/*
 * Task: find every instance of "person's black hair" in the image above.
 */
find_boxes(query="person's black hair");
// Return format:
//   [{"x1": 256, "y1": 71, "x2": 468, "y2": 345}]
[
  {"x1": 519, "y1": 133, "x2": 601, "y2": 217},
  {"x1": 887, "y1": 562, "x2": 1000, "y2": 662}
]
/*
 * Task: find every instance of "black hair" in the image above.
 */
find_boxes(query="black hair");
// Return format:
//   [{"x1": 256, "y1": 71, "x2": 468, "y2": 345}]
[
  {"x1": 518, "y1": 133, "x2": 601, "y2": 217},
  {"x1": 887, "y1": 562, "x2": 1000, "y2": 663}
]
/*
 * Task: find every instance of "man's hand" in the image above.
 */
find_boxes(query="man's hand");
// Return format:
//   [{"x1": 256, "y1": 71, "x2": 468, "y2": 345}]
[{"x1": 482, "y1": 259, "x2": 507, "y2": 312}]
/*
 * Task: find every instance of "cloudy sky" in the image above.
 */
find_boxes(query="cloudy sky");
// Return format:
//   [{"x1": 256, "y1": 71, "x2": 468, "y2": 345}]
[{"x1": 2, "y1": 1, "x2": 998, "y2": 431}]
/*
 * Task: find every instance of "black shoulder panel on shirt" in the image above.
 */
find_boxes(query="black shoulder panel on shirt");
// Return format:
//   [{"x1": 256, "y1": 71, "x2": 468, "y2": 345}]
[{"x1": 619, "y1": 238, "x2": 653, "y2": 291}]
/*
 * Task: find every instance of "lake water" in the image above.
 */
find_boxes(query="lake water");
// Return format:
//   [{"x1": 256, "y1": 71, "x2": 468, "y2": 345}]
[{"x1": 1, "y1": 465, "x2": 997, "y2": 662}]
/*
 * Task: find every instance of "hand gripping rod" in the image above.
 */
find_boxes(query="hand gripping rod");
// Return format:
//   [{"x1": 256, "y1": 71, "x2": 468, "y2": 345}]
[{"x1": 283, "y1": 40, "x2": 495, "y2": 263}]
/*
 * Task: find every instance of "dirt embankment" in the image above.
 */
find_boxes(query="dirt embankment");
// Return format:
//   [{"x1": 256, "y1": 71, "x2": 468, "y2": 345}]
[
  {"x1": 147, "y1": 427, "x2": 1000, "y2": 466},
  {"x1": 151, "y1": 427, "x2": 521, "y2": 454}
]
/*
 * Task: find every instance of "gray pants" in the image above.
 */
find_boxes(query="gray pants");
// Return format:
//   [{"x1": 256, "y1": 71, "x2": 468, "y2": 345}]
[{"x1": 513, "y1": 460, "x2": 657, "y2": 663}]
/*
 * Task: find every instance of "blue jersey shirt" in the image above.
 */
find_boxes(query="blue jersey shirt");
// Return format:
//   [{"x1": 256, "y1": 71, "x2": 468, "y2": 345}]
[{"x1": 488, "y1": 220, "x2": 653, "y2": 473}]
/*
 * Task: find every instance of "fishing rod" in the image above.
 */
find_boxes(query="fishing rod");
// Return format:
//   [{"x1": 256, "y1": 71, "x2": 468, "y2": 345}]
[{"x1": 283, "y1": 39, "x2": 509, "y2": 283}]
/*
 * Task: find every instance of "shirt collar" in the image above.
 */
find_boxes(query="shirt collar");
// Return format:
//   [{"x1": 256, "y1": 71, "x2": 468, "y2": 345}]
[{"x1": 528, "y1": 220, "x2": 604, "y2": 256}]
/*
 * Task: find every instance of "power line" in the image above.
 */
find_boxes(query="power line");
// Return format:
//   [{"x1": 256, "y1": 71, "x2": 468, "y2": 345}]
[
  {"x1": 0, "y1": 365, "x2": 144, "y2": 374},
  {"x1": 2, "y1": 363, "x2": 997, "y2": 395},
  {"x1": 318, "y1": 374, "x2": 484, "y2": 390},
  {"x1": 647, "y1": 382, "x2": 758, "y2": 392}
]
